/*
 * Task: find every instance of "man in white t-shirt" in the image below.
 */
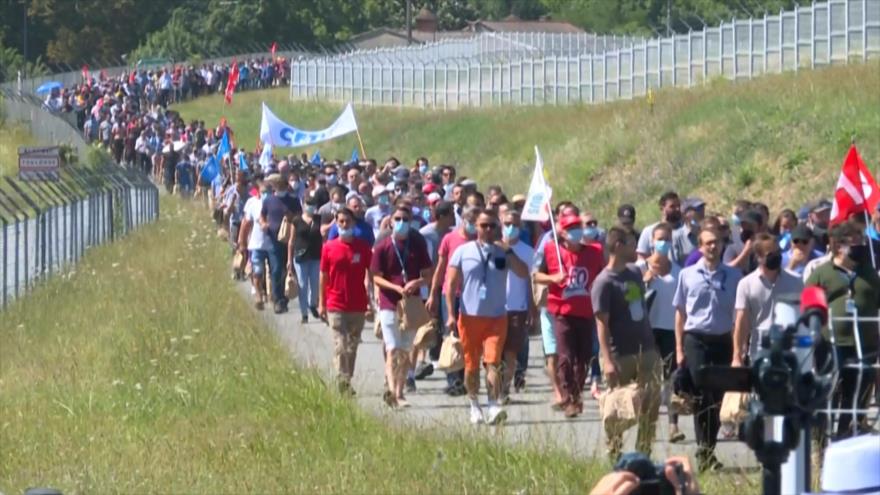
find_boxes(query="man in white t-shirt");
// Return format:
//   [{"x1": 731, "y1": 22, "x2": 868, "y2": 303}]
[
  {"x1": 238, "y1": 181, "x2": 272, "y2": 310},
  {"x1": 499, "y1": 210, "x2": 536, "y2": 404}
]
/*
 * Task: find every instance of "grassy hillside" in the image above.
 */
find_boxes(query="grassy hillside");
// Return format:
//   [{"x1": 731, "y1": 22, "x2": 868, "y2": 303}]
[
  {"x1": 176, "y1": 62, "x2": 880, "y2": 224},
  {"x1": 3, "y1": 196, "x2": 754, "y2": 494}
]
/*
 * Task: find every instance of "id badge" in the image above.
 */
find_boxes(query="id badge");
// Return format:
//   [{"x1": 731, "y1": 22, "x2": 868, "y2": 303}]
[
  {"x1": 478, "y1": 286, "x2": 487, "y2": 301},
  {"x1": 845, "y1": 298, "x2": 856, "y2": 314}
]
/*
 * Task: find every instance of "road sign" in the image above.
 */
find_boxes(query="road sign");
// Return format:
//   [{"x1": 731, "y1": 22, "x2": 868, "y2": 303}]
[{"x1": 18, "y1": 146, "x2": 61, "y2": 181}]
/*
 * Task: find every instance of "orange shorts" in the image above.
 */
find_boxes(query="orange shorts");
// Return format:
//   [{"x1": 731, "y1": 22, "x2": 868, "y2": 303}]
[{"x1": 458, "y1": 314, "x2": 508, "y2": 373}]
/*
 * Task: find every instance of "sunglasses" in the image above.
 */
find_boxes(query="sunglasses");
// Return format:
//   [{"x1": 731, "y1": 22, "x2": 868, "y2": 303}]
[
  {"x1": 792, "y1": 239, "x2": 810, "y2": 245},
  {"x1": 478, "y1": 223, "x2": 498, "y2": 229},
  {"x1": 392, "y1": 216, "x2": 410, "y2": 222},
  {"x1": 585, "y1": 221, "x2": 598, "y2": 227}
]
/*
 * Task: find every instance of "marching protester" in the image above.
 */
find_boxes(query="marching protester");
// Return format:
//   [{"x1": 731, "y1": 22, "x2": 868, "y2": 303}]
[
  {"x1": 445, "y1": 209, "x2": 529, "y2": 424},
  {"x1": 289, "y1": 196, "x2": 323, "y2": 323},
  {"x1": 371, "y1": 205, "x2": 433, "y2": 408},
  {"x1": 318, "y1": 208, "x2": 373, "y2": 395},
  {"x1": 534, "y1": 211, "x2": 605, "y2": 418},
  {"x1": 262, "y1": 174, "x2": 302, "y2": 313},
  {"x1": 673, "y1": 227, "x2": 743, "y2": 471},
  {"x1": 238, "y1": 178, "x2": 271, "y2": 310},
  {"x1": 593, "y1": 226, "x2": 661, "y2": 460}
]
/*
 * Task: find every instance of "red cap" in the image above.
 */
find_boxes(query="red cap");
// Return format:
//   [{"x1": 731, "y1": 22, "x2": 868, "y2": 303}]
[
  {"x1": 558, "y1": 214, "x2": 582, "y2": 231},
  {"x1": 422, "y1": 183, "x2": 437, "y2": 194}
]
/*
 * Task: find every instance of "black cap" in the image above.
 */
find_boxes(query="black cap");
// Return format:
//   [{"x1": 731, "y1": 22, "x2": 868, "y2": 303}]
[
  {"x1": 791, "y1": 224, "x2": 813, "y2": 241},
  {"x1": 811, "y1": 199, "x2": 832, "y2": 213},
  {"x1": 741, "y1": 209, "x2": 764, "y2": 226},
  {"x1": 617, "y1": 204, "x2": 636, "y2": 224}
]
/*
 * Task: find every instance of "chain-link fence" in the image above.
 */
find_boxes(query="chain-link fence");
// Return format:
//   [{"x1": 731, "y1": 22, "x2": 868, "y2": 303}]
[
  {"x1": 290, "y1": 0, "x2": 880, "y2": 108},
  {"x1": 0, "y1": 163, "x2": 159, "y2": 309}
]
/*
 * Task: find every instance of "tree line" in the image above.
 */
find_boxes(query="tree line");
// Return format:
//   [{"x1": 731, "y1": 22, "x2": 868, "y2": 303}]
[{"x1": 1, "y1": 0, "x2": 798, "y2": 82}]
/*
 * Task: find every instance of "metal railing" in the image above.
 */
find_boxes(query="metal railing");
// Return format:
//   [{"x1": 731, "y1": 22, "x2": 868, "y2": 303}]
[{"x1": 290, "y1": 0, "x2": 880, "y2": 108}]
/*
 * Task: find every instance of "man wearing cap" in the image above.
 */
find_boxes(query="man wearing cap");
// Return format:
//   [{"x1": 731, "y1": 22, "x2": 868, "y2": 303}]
[
  {"x1": 366, "y1": 184, "x2": 392, "y2": 231},
  {"x1": 808, "y1": 199, "x2": 833, "y2": 252},
  {"x1": 723, "y1": 209, "x2": 766, "y2": 275},
  {"x1": 534, "y1": 213, "x2": 605, "y2": 418},
  {"x1": 637, "y1": 191, "x2": 685, "y2": 262},
  {"x1": 617, "y1": 204, "x2": 639, "y2": 239},
  {"x1": 783, "y1": 224, "x2": 824, "y2": 275}
]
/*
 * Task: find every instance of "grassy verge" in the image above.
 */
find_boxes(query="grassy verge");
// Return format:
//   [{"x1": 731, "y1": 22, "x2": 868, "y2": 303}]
[
  {"x1": 0, "y1": 122, "x2": 37, "y2": 177},
  {"x1": 175, "y1": 62, "x2": 880, "y2": 224},
  {"x1": 1, "y1": 196, "x2": 757, "y2": 494}
]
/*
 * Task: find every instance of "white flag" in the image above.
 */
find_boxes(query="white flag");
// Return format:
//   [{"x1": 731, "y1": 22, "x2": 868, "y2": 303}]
[
  {"x1": 259, "y1": 102, "x2": 358, "y2": 148},
  {"x1": 259, "y1": 142, "x2": 273, "y2": 172},
  {"x1": 521, "y1": 146, "x2": 552, "y2": 222}
]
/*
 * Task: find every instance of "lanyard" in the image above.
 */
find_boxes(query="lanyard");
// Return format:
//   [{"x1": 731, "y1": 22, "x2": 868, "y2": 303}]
[
  {"x1": 392, "y1": 236, "x2": 410, "y2": 283},
  {"x1": 476, "y1": 242, "x2": 492, "y2": 284}
]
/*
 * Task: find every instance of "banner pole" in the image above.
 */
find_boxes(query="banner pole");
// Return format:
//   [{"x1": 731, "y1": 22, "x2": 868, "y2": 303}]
[
  {"x1": 355, "y1": 128, "x2": 368, "y2": 160},
  {"x1": 546, "y1": 197, "x2": 564, "y2": 268}
]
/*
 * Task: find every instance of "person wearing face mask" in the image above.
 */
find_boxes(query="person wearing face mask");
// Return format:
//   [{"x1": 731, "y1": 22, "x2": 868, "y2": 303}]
[
  {"x1": 261, "y1": 174, "x2": 303, "y2": 314},
  {"x1": 723, "y1": 208, "x2": 765, "y2": 275},
  {"x1": 581, "y1": 212, "x2": 605, "y2": 247},
  {"x1": 318, "y1": 208, "x2": 373, "y2": 396},
  {"x1": 238, "y1": 180, "x2": 272, "y2": 310},
  {"x1": 732, "y1": 233, "x2": 804, "y2": 368},
  {"x1": 534, "y1": 213, "x2": 605, "y2": 418},
  {"x1": 783, "y1": 224, "x2": 824, "y2": 276},
  {"x1": 806, "y1": 221, "x2": 880, "y2": 440},
  {"x1": 593, "y1": 227, "x2": 661, "y2": 461},
  {"x1": 365, "y1": 185, "x2": 392, "y2": 238},
  {"x1": 636, "y1": 223, "x2": 685, "y2": 443},
  {"x1": 318, "y1": 186, "x2": 347, "y2": 236},
  {"x1": 499, "y1": 210, "x2": 537, "y2": 405},
  {"x1": 427, "y1": 206, "x2": 480, "y2": 396},
  {"x1": 371, "y1": 206, "x2": 433, "y2": 409},
  {"x1": 637, "y1": 191, "x2": 684, "y2": 261},
  {"x1": 289, "y1": 197, "x2": 324, "y2": 324},
  {"x1": 327, "y1": 195, "x2": 375, "y2": 246}
]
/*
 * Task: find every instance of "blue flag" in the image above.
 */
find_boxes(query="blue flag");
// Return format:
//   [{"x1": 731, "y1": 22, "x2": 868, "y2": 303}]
[
  {"x1": 310, "y1": 150, "x2": 322, "y2": 165},
  {"x1": 350, "y1": 147, "x2": 359, "y2": 163},
  {"x1": 238, "y1": 152, "x2": 248, "y2": 171},
  {"x1": 217, "y1": 132, "x2": 231, "y2": 161},
  {"x1": 199, "y1": 154, "x2": 220, "y2": 183}
]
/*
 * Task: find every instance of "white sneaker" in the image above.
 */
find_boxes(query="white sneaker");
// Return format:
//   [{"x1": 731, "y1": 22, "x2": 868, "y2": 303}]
[
  {"x1": 469, "y1": 406, "x2": 484, "y2": 425},
  {"x1": 486, "y1": 404, "x2": 508, "y2": 425}
]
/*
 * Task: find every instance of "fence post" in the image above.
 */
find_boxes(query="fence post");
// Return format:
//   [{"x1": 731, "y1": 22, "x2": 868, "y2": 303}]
[
  {"x1": 795, "y1": 3, "x2": 801, "y2": 70},
  {"x1": 764, "y1": 13, "x2": 770, "y2": 73},
  {"x1": 844, "y1": 0, "x2": 849, "y2": 64},
  {"x1": 811, "y1": 2, "x2": 817, "y2": 68},
  {"x1": 863, "y1": 0, "x2": 868, "y2": 62}
]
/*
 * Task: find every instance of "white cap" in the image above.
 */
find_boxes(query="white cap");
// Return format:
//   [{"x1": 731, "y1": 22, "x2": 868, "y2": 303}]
[
  {"x1": 460, "y1": 179, "x2": 477, "y2": 187},
  {"x1": 821, "y1": 434, "x2": 880, "y2": 494},
  {"x1": 427, "y1": 192, "x2": 442, "y2": 204}
]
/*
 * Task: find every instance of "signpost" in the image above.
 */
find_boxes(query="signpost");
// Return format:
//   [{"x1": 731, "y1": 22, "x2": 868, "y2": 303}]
[{"x1": 18, "y1": 146, "x2": 61, "y2": 181}]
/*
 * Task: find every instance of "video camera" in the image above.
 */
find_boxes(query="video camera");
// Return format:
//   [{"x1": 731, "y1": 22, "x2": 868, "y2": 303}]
[
  {"x1": 613, "y1": 452, "x2": 685, "y2": 495},
  {"x1": 699, "y1": 286, "x2": 834, "y2": 495}
]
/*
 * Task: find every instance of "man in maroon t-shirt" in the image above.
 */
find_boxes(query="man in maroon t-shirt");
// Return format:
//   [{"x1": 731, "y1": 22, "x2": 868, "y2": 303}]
[
  {"x1": 318, "y1": 208, "x2": 373, "y2": 395},
  {"x1": 534, "y1": 213, "x2": 604, "y2": 418},
  {"x1": 371, "y1": 205, "x2": 433, "y2": 408}
]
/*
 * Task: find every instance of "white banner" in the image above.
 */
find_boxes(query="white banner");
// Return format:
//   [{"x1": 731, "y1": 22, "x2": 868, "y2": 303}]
[
  {"x1": 259, "y1": 102, "x2": 358, "y2": 148},
  {"x1": 522, "y1": 146, "x2": 552, "y2": 222}
]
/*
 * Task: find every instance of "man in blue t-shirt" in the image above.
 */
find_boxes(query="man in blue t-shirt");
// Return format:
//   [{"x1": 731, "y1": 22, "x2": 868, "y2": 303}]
[
  {"x1": 327, "y1": 195, "x2": 375, "y2": 246},
  {"x1": 261, "y1": 174, "x2": 303, "y2": 314}
]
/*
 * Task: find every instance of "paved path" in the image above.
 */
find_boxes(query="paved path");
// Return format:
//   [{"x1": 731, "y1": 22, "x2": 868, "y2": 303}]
[{"x1": 239, "y1": 283, "x2": 758, "y2": 467}]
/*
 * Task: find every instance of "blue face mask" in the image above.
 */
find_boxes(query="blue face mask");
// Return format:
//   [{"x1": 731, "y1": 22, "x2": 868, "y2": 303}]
[
  {"x1": 419, "y1": 165, "x2": 429, "y2": 174},
  {"x1": 305, "y1": 205, "x2": 316, "y2": 215},
  {"x1": 654, "y1": 239, "x2": 671, "y2": 256},
  {"x1": 260, "y1": 192, "x2": 269, "y2": 201},
  {"x1": 465, "y1": 222, "x2": 477, "y2": 236},
  {"x1": 503, "y1": 225, "x2": 519, "y2": 240},
  {"x1": 378, "y1": 195, "x2": 390, "y2": 206},
  {"x1": 338, "y1": 227, "x2": 353, "y2": 239},
  {"x1": 422, "y1": 208, "x2": 432, "y2": 222},
  {"x1": 393, "y1": 220, "x2": 409, "y2": 235},
  {"x1": 410, "y1": 220, "x2": 421, "y2": 229},
  {"x1": 584, "y1": 226, "x2": 599, "y2": 240},
  {"x1": 566, "y1": 228, "x2": 584, "y2": 243}
]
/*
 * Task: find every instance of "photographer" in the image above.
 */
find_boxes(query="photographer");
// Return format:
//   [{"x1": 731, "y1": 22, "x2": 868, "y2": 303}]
[{"x1": 589, "y1": 456, "x2": 700, "y2": 495}]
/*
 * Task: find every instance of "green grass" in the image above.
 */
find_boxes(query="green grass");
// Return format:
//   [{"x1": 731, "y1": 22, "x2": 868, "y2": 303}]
[
  {"x1": 0, "y1": 196, "x2": 757, "y2": 494},
  {"x1": 175, "y1": 62, "x2": 880, "y2": 225},
  {"x1": 0, "y1": 122, "x2": 37, "y2": 177}
]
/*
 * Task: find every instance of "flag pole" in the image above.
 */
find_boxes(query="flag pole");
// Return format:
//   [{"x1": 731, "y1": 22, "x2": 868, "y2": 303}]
[
  {"x1": 864, "y1": 209, "x2": 877, "y2": 270},
  {"x1": 546, "y1": 196, "x2": 564, "y2": 268},
  {"x1": 354, "y1": 128, "x2": 368, "y2": 160}
]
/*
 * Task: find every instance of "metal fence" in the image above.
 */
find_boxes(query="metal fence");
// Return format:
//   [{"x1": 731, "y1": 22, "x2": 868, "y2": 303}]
[
  {"x1": 0, "y1": 163, "x2": 159, "y2": 309},
  {"x1": 290, "y1": 0, "x2": 880, "y2": 108},
  {"x1": 1, "y1": 88, "x2": 89, "y2": 158}
]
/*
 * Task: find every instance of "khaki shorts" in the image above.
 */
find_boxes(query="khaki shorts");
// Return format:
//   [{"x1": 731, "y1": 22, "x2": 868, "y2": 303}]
[{"x1": 328, "y1": 311, "x2": 366, "y2": 336}]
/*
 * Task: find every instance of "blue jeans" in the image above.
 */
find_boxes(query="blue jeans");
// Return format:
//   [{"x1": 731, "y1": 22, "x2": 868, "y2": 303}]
[
  {"x1": 294, "y1": 259, "x2": 320, "y2": 317},
  {"x1": 267, "y1": 240, "x2": 288, "y2": 306}
]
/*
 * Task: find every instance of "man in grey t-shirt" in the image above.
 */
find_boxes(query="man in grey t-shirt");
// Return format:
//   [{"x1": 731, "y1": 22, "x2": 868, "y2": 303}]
[{"x1": 593, "y1": 227, "x2": 661, "y2": 460}]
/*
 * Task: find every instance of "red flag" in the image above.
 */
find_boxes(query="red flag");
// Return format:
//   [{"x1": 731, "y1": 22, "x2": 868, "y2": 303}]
[
  {"x1": 270, "y1": 42, "x2": 277, "y2": 59},
  {"x1": 224, "y1": 60, "x2": 239, "y2": 105},
  {"x1": 81, "y1": 65, "x2": 89, "y2": 83},
  {"x1": 830, "y1": 145, "x2": 880, "y2": 225}
]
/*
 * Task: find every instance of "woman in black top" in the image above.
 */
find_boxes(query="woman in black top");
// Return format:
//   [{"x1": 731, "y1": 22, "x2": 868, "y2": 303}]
[{"x1": 288, "y1": 196, "x2": 324, "y2": 323}]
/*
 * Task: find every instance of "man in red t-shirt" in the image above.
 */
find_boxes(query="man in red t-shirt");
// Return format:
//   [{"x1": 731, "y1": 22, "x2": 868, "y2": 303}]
[
  {"x1": 534, "y1": 213, "x2": 604, "y2": 418},
  {"x1": 318, "y1": 208, "x2": 373, "y2": 395}
]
